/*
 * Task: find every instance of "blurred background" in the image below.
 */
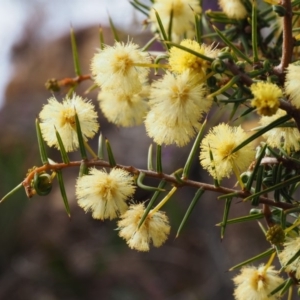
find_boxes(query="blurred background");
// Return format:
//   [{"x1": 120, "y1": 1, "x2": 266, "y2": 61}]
[{"x1": 0, "y1": 0, "x2": 271, "y2": 299}]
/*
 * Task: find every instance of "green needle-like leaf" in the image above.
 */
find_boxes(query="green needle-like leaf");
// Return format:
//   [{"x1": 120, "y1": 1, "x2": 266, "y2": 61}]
[
  {"x1": 98, "y1": 133, "x2": 105, "y2": 160},
  {"x1": 231, "y1": 114, "x2": 291, "y2": 154},
  {"x1": 56, "y1": 170, "x2": 71, "y2": 218},
  {"x1": 99, "y1": 26, "x2": 105, "y2": 50},
  {"x1": 279, "y1": 278, "x2": 293, "y2": 296},
  {"x1": 156, "y1": 144, "x2": 163, "y2": 173},
  {"x1": 0, "y1": 183, "x2": 23, "y2": 203},
  {"x1": 244, "y1": 174, "x2": 300, "y2": 202},
  {"x1": 105, "y1": 139, "x2": 116, "y2": 167},
  {"x1": 154, "y1": 9, "x2": 170, "y2": 49},
  {"x1": 166, "y1": 41, "x2": 213, "y2": 61},
  {"x1": 221, "y1": 197, "x2": 232, "y2": 239},
  {"x1": 138, "y1": 180, "x2": 167, "y2": 229},
  {"x1": 216, "y1": 212, "x2": 264, "y2": 226},
  {"x1": 167, "y1": 8, "x2": 174, "y2": 41},
  {"x1": 55, "y1": 127, "x2": 70, "y2": 164},
  {"x1": 137, "y1": 172, "x2": 165, "y2": 192},
  {"x1": 176, "y1": 188, "x2": 205, "y2": 238},
  {"x1": 74, "y1": 111, "x2": 87, "y2": 160},
  {"x1": 70, "y1": 27, "x2": 81, "y2": 76},
  {"x1": 35, "y1": 118, "x2": 49, "y2": 165},
  {"x1": 79, "y1": 160, "x2": 89, "y2": 177},
  {"x1": 108, "y1": 14, "x2": 120, "y2": 42},
  {"x1": 183, "y1": 119, "x2": 207, "y2": 178},
  {"x1": 252, "y1": 165, "x2": 264, "y2": 206},
  {"x1": 213, "y1": 25, "x2": 252, "y2": 64},
  {"x1": 229, "y1": 248, "x2": 275, "y2": 271},
  {"x1": 129, "y1": 1, "x2": 149, "y2": 16},
  {"x1": 246, "y1": 144, "x2": 267, "y2": 191},
  {"x1": 147, "y1": 144, "x2": 154, "y2": 171},
  {"x1": 195, "y1": 10, "x2": 202, "y2": 43}
]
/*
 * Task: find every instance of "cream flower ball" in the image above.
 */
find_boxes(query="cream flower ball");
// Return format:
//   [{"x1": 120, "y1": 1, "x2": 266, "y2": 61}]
[
  {"x1": 200, "y1": 123, "x2": 255, "y2": 180},
  {"x1": 118, "y1": 203, "x2": 171, "y2": 252},
  {"x1": 145, "y1": 70, "x2": 210, "y2": 147},
  {"x1": 233, "y1": 264, "x2": 284, "y2": 300},
  {"x1": 91, "y1": 41, "x2": 151, "y2": 95},
  {"x1": 76, "y1": 168, "x2": 136, "y2": 220},
  {"x1": 39, "y1": 94, "x2": 99, "y2": 152},
  {"x1": 149, "y1": 0, "x2": 201, "y2": 41}
]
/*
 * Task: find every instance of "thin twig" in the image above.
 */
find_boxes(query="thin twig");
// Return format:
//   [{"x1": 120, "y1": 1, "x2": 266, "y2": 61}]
[
  {"x1": 21, "y1": 159, "x2": 296, "y2": 209},
  {"x1": 273, "y1": 0, "x2": 294, "y2": 81}
]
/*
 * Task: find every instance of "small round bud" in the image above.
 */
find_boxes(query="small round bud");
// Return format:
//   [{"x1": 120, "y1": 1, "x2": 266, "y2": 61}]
[
  {"x1": 240, "y1": 171, "x2": 252, "y2": 184},
  {"x1": 266, "y1": 224, "x2": 285, "y2": 245},
  {"x1": 33, "y1": 172, "x2": 52, "y2": 196}
]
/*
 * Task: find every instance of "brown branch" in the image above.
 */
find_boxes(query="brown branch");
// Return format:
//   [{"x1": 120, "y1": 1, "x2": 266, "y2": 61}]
[
  {"x1": 45, "y1": 74, "x2": 92, "y2": 92},
  {"x1": 273, "y1": 0, "x2": 294, "y2": 81},
  {"x1": 225, "y1": 60, "x2": 254, "y2": 87},
  {"x1": 22, "y1": 159, "x2": 296, "y2": 210},
  {"x1": 279, "y1": 99, "x2": 300, "y2": 131}
]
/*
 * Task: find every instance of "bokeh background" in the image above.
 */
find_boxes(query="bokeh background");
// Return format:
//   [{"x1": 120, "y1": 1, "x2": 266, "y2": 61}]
[{"x1": 0, "y1": 1, "x2": 274, "y2": 299}]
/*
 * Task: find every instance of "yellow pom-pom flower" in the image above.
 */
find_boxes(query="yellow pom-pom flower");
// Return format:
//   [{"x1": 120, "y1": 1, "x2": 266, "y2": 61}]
[
  {"x1": 149, "y1": 0, "x2": 201, "y2": 41},
  {"x1": 118, "y1": 203, "x2": 171, "y2": 252},
  {"x1": 260, "y1": 109, "x2": 300, "y2": 154},
  {"x1": 285, "y1": 64, "x2": 300, "y2": 109},
  {"x1": 98, "y1": 86, "x2": 149, "y2": 127},
  {"x1": 39, "y1": 94, "x2": 99, "y2": 152},
  {"x1": 233, "y1": 264, "x2": 284, "y2": 300},
  {"x1": 279, "y1": 236, "x2": 300, "y2": 279},
  {"x1": 219, "y1": 0, "x2": 247, "y2": 19},
  {"x1": 169, "y1": 39, "x2": 218, "y2": 78},
  {"x1": 251, "y1": 82, "x2": 282, "y2": 116},
  {"x1": 200, "y1": 123, "x2": 255, "y2": 180},
  {"x1": 76, "y1": 168, "x2": 136, "y2": 220},
  {"x1": 91, "y1": 41, "x2": 151, "y2": 95},
  {"x1": 145, "y1": 70, "x2": 210, "y2": 147}
]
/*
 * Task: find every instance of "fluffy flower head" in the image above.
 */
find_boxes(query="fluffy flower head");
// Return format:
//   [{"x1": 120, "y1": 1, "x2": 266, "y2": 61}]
[
  {"x1": 251, "y1": 82, "x2": 282, "y2": 116},
  {"x1": 145, "y1": 70, "x2": 210, "y2": 147},
  {"x1": 150, "y1": 0, "x2": 201, "y2": 41},
  {"x1": 118, "y1": 203, "x2": 171, "y2": 252},
  {"x1": 91, "y1": 41, "x2": 151, "y2": 95},
  {"x1": 169, "y1": 40, "x2": 217, "y2": 78},
  {"x1": 279, "y1": 236, "x2": 300, "y2": 279},
  {"x1": 285, "y1": 64, "x2": 300, "y2": 109},
  {"x1": 219, "y1": 0, "x2": 247, "y2": 19},
  {"x1": 233, "y1": 264, "x2": 284, "y2": 300},
  {"x1": 260, "y1": 109, "x2": 300, "y2": 154},
  {"x1": 200, "y1": 123, "x2": 255, "y2": 180},
  {"x1": 98, "y1": 86, "x2": 149, "y2": 127},
  {"x1": 76, "y1": 168, "x2": 136, "y2": 220},
  {"x1": 39, "y1": 94, "x2": 99, "y2": 152}
]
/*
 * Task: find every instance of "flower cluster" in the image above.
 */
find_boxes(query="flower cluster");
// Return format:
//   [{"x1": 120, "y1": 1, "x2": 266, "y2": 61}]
[
  {"x1": 22, "y1": 0, "x2": 300, "y2": 297},
  {"x1": 76, "y1": 168, "x2": 136, "y2": 220},
  {"x1": 259, "y1": 109, "x2": 300, "y2": 154},
  {"x1": 251, "y1": 82, "x2": 282, "y2": 116},
  {"x1": 233, "y1": 264, "x2": 284, "y2": 300},
  {"x1": 200, "y1": 123, "x2": 255, "y2": 181},
  {"x1": 91, "y1": 41, "x2": 151, "y2": 127},
  {"x1": 149, "y1": 0, "x2": 201, "y2": 41},
  {"x1": 118, "y1": 203, "x2": 171, "y2": 252},
  {"x1": 145, "y1": 70, "x2": 210, "y2": 147},
  {"x1": 279, "y1": 236, "x2": 300, "y2": 279},
  {"x1": 285, "y1": 64, "x2": 300, "y2": 109},
  {"x1": 218, "y1": 0, "x2": 247, "y2": 19},
  {"x1": 39, "y1": 94, "x2": 99, "y2": 152},
  {"x1": 169, "y1": 39, "x2": 218, "y2": 79}
]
